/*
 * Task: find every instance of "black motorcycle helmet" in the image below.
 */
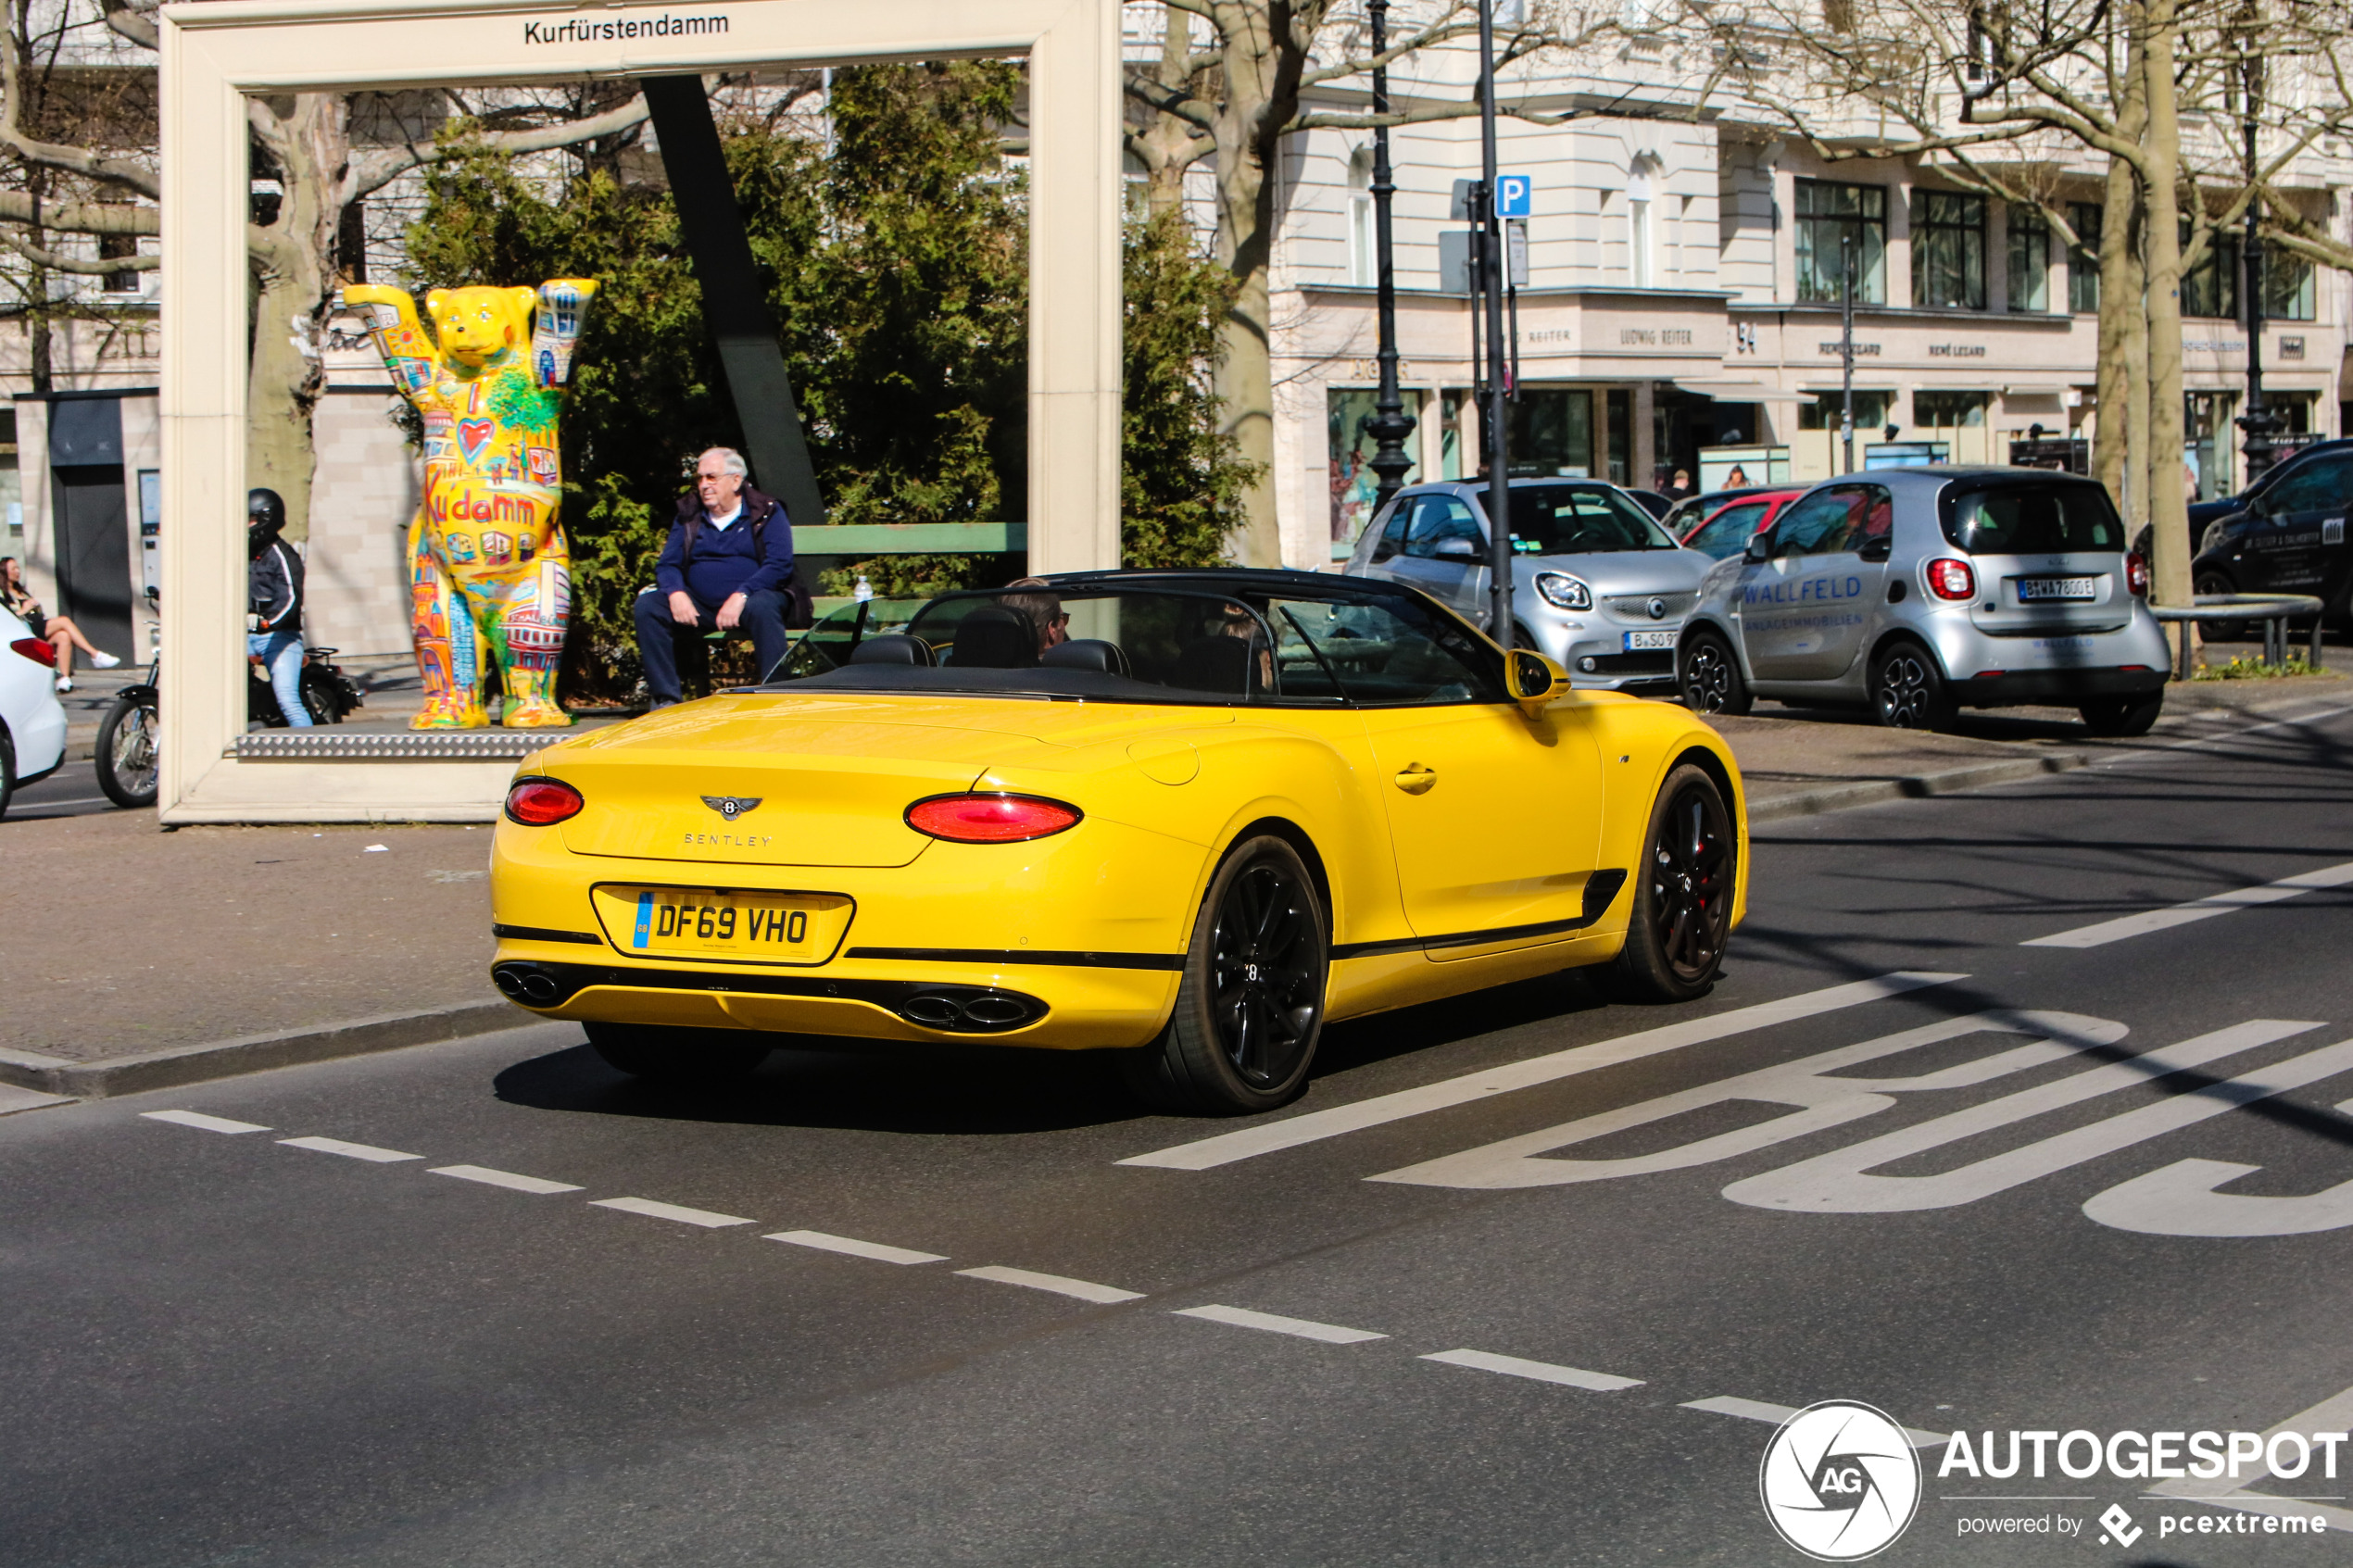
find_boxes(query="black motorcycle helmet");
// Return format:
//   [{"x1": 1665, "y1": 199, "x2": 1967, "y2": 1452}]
[{"x1": 247, "y1": 487, "x2": 285, "y2": 557}]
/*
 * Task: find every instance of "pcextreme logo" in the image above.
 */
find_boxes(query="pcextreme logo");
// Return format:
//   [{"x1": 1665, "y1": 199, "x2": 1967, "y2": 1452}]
[{"x1": 1760, "y1": 1400, "x2": 1923, "y2": 1561}]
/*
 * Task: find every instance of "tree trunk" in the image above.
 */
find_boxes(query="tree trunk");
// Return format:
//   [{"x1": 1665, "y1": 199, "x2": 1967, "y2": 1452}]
[
  {"x1": 2139, "y1": 0, "x2": 2194, "y2": 664},
  {"x1": 2092, "y1": 34, "x2": 2147, "y2": 528},
  {"x1": 245, "y1": 94, "x2": 352, "y2": 545},
  {"x1": 1208, "y1": 7, "x2": 1313, "y2": 569}
]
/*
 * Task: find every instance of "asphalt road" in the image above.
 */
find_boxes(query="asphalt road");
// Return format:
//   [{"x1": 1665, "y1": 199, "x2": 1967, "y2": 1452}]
[
  {"x1": 5, "y1": 696, "x2": 2352, "y2": 1567},
  {"x1": 6, "y1": 760, "x2": 126, "y2": 821}
]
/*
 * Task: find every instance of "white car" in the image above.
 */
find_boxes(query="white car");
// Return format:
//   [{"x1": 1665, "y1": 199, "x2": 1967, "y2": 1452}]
[{"x1": 2, "y1": 608, "x2": 69, "y2": 817}]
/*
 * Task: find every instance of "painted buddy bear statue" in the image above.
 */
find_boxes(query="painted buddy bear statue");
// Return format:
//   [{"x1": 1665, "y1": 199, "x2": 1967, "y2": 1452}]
[{"x1": 341, "y1": 278, "x2": 597, "y2": 728}]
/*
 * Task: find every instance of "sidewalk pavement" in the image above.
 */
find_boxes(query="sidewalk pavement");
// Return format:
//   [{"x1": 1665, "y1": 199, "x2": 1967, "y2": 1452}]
[{"x1": 3, "y1": 666, "x2": 2343, "y2": 1099}]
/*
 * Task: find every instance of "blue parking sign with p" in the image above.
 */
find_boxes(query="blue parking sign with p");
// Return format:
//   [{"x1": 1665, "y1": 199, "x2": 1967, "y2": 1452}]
[{"x1": 1496, "y1": 176, "x2": 1531, "y2": 218}]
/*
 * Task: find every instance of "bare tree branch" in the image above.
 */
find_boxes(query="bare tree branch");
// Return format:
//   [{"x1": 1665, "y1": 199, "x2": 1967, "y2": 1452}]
[
  {"x1": 0, "y1": 191, "x2": 154, "y2": 236},
  {"x1": 1, "y1": 31, "x2": 159, "y2": 197},
  {"x1": 0, "y1": 230, "x2": 152, "y2": 273},
  {"x1": 344, "y1": 93, "x2": 652, "y2": 203},
  {"x1": 99, "y1": 0, "x2": 157, "y2": 49}
]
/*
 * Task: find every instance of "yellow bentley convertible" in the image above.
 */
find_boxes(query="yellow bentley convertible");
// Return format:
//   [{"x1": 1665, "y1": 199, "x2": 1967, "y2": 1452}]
[{"x1": 488, "y1": 569, "x2": 1747, "y2": 1112}]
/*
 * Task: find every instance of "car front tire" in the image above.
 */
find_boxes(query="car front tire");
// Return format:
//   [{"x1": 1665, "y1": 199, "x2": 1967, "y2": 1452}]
[
  {"x1": 1680, "y1": 629, "x2": 1753, "y2": 716},
  {"x1": 585, "y1": 1021, "x2": 773, "y2": 1085},
  {"x1": 2194, "y1": 571, "x2": 2248, "y2": 642},
  {"x1": 1608, "y1": 762, "x2": 1736, "y2": 1004},
  {"x1": 1869, "y1": 641, "x2": 1957, "y2": 731},
  {"x1": 1123, "y1": 834, "x2": 1328, "y2": 1115}
]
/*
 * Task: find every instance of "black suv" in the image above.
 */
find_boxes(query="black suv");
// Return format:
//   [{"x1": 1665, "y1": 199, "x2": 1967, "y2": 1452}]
[{"x1": 2191, "y1": 444, "x2": 2353, "y2": 634}]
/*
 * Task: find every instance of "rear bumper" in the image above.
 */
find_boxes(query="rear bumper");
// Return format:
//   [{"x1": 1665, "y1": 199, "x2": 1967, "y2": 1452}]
[{"x1": 1953, "y1": 666, "x2": 2170, "y2": 707}]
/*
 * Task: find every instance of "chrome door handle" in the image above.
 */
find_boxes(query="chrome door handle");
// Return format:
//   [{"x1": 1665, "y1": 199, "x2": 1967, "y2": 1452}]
[{"x1": 1393, "y1": 763, "x2": 1437, "y2": 795}]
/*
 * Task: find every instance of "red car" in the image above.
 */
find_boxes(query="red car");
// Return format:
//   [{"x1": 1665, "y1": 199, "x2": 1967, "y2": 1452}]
[{"x1": 1678, "y1": 489, "x2": 1807, "y2": 559}]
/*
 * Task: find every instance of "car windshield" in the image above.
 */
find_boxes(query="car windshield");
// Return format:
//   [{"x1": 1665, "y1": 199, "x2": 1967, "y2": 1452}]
[
  {"x1": 1504, "y1": 484, "x2": 1677, "y2": 554},
  {"x1": 1941, "y1": 482, "x2": 2123, "y2": 556},
  {"x1": 763, "y1": 582, "x2": 1507, "y2": 707}
]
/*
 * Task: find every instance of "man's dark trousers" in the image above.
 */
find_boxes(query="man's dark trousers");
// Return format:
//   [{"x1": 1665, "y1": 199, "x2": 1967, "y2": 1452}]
[{"x1": 635, "y1": 587, "x2": 792, "y2": 702}]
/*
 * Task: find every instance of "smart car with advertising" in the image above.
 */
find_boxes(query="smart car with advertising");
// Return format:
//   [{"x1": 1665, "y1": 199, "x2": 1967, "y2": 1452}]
[{"x1": 1678, "y1": 469, "x2": 2171, "y2": 734}]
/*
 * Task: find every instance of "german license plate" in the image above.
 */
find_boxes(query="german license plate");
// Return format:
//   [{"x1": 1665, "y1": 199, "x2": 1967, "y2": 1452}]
[
  {"x1": 1622, "y1": 629, "x2": 1678, "y2": 650},
  {"x1": 2017, "y1": 576, "x2": 2097, "y2": 602},
  {"x1": 590, "y1": 885, "x2": 854, "y2": 965}
]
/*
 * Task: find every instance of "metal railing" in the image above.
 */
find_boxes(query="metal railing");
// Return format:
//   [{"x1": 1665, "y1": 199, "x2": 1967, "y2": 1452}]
[{"x1": 2149, "y1": 593, "x2": 2326, "y2": 681}]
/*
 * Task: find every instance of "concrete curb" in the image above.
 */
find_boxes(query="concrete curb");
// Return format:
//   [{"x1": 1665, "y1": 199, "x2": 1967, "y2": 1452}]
[
  {"x1": 0, "y1": 747, "x2": 2098, "y2": 1101},
  {"x1": 1749, "y1": 751, "x2": 2090, "y2": 822},
  {"x1": 0, "y1": 998, "x2": 528, "y2": 1099}
]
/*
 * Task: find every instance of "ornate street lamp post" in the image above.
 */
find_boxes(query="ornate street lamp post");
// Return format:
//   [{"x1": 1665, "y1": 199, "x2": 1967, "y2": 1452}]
[
  {"x1": 2236, "y1": 52, "x2": 2278, "y2": 484},
  {"x1": 1364, "y1": 0, "x2": 1417, "y2": 511}
]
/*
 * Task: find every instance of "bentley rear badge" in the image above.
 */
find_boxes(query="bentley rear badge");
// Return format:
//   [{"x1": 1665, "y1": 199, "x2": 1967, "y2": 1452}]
[{"x1": 700, "y1": 796, "x2": 763, "y2": 821}]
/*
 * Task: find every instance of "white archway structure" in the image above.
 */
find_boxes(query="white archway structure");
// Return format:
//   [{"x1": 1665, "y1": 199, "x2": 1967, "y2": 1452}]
[{"x1": 157, "y1": 0, "x2": 1118, "y2": 822}]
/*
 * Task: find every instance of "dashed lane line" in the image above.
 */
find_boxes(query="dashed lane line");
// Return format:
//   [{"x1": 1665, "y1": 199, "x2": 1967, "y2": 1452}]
[
  {"x1": 2023, "y1": 859, "x2": 2353, "y2": 949},
  {"x1": 1683, "y1": 1394, "x2": 1946, "y2": 1449},
  {"x1": 589, "y1": 1196, "x2": 757, "y2": 1229},
  {"x1": 429, "y1": 1164, "x2": 585, "y2": 1196},
  {"x1": 1421, "y1": 1348, "x2": 1643, "y2": 1391},
  {"x1": 278, "y1": 1135, "x2": 422, "y2": 1163},
  {"x1": 1173, "y1": 1304, "x2": 1388, "y2": 1344},
  {"x1": 142, "y1": 1110, "x2": 271, "y2": 1135},
  {"x1": 768, "y1": 1229, "x2": 947, "y2": 1265},
  {"x1": 1119, "y1": 972, "x2": 1967, "y2": 1171},
  {"x1": 954, "y1": 1265, "x2": 1144, "y2": 1305}
]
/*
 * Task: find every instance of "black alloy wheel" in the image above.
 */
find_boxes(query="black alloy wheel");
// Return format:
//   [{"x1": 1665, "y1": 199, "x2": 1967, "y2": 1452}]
[
  {"x1": 0, "y1": 726, "x2": 15, "y2": 822},
  {"x1": 2194, "y1": 572, "x2": 2249, "y2": 643},
  {"x1": 1869, "y1": 642, "x2": 1956, "y2": 731},
  {"x1": 95, "y1": 696, "x2": 159, "y2": 809},
  {"x1": 1680, "y1": 630, "x2": 1752, "y2": 716},
  {"x1": 1609, "y1": 763, "x2": 1735, "y2": 1003},
  {"x1": 1122, "y1": 834, "x2": 1329, "y2": 1114}
]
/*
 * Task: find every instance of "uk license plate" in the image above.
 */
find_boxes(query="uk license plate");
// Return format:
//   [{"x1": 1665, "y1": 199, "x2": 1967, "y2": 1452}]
[
  {"x1": 2017, "y1": 576, "x2": 2097, "y2": 602},
  {"x1": 591, "y1": 885, "x2": 854, "y2": 965},
  {"x1": 1623, "y1": 629, "x2": 1679, "y2": 651}
]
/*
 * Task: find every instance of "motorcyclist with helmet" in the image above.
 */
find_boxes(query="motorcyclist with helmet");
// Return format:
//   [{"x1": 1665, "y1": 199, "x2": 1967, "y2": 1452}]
[{"x1": 246, "y1": 488, "x2": 310, "y2": 729}]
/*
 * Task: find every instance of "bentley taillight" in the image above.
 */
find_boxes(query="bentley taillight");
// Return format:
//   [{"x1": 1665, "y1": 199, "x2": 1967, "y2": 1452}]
[
  {"x1": 906, "y1": 793, "x2": 1082, "y2": 843},
  {"x1": 504, "y1": 778, "x2": 584, "y2": 826}
]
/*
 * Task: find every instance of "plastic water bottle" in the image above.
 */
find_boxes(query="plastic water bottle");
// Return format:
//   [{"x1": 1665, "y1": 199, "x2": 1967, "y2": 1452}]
[{"x1": 853, "y1": 574, "x2": 874, "y2": 604}]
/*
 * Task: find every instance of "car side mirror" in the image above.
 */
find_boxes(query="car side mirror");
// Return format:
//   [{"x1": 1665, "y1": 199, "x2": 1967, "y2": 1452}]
[
  {"x1": 1434, "y1": 536, "x2": 1481, "y2": 561},
  {"x1": 1743, "y1": 531, "x2": 1773, "y2": 564},
  {"x1": 1857, "y1": 535, "x2": 1893, "y2": 563},
  {"x1": 1507, "y1": 648, "x2": 1564, "y2": 716}
]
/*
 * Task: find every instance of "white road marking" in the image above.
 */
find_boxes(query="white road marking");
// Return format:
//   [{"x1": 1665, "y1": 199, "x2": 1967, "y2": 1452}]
[
  {"x1": 2084, "y1": 1157, "x2": 2353, "y2": 1237},
  {"x1": 1421, "y1": 1348, "x2": 1642, "y2": 1390},
  {"x1": 0, "y1": 1085, "x2": 69, "y2": 1117},
  {"x1": 142, "y1": 1109, "x2": 271, "y2": 1135},
  {"x1": 955, "y1": 1265, "x2": 1143, "y2": 1304},
  {"x1": 2149, "y1": 1382, "x2": 2353, "y2": 1533},
  {"x1": 589, "y1": 1196, "x2": 756, "y2": 1228},
  {"x1": 1682, "y1": 1395, "x2": 1945, "y2": 1449},
  {"x1": 2023, "y1": 859, "x2": 2353, "y2": 948},
  {"x1": 1374, "y1": 1010, "x2": 2123, "y2": 1190},
  {"x1": 1173, "y1": 1304, "x2": 1388, "y2": 1344},
  {"x1": 428, "y1": 1164, "x2": 584, "y2": 1195},
  {"x1": 277, "y1": 1135, "x2": 422, "y2": 1163},
  {"x1": 1119, "y1": 972, "x2": 1966, "y2": 1171},
  {"x1": 766, "y1": 1229, "x2": 947, "y2": 1265},
  {"x1": 1724, "y1": 1022, "x2": 2332, "y2": 1213}
]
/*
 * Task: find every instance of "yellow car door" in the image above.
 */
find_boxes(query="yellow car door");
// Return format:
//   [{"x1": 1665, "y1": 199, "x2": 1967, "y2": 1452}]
[{"x1": 1273, "y1": 593, "x2": 1604, "y2": 954}]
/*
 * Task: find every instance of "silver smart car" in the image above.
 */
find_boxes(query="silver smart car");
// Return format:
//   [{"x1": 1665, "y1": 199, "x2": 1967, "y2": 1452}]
[
  {"x1": 1343, "y1": 479, "x2": 1710, "y2": 693},
  {"x1": 1678, "y1": 468, "x2": 2172, "y2": 734}
]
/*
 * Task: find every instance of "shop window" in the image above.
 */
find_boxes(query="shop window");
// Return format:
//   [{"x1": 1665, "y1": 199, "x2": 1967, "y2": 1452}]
[
  {"x1": 2180, "y1": 220, "x2": 2237, "y2": 320},
  {"x1": 2184, "y1": 391, "x2": 2236, "y2": 500},
  {"x1": 1914, "y1": 390, "x2": 1990, "y2": 427},
  {"x1": 2007, "y1": 204, "x2": 2049, "y2": 312},
  {"x1": 1912, "y1": 190, "x2": 1987, "y2": 310},
  {"x1": 1795, "y1": 180, "x2": 1885, "y2": 305},
  {"x1": 1505, "y1": 389, "x2": 1594, "y2": 477},
  {"x1": 2067, "y1": 202, "x2": 2102, "y2": 314},
  {"x1": 0, "y1": 408, "x2": 18, "y2": 539},
  {"x1": 1605, "y1": 387, "x2": 1632, "y2": 485},
  {"x1": 1347, "y1": 147, "x2": 1374, "y2": 288},
  {"x1": 1798, "y1": 390, "x2": 1893, "y2": 431},
  {"x1": 1329, "y1": 387, "x2": 1419, "y2": 546}
]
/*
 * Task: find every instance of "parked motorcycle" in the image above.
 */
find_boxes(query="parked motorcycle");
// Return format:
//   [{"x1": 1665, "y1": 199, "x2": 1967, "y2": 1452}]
[{"x1": 95, "y1": 591, "x2": 363, "y2": 809}]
